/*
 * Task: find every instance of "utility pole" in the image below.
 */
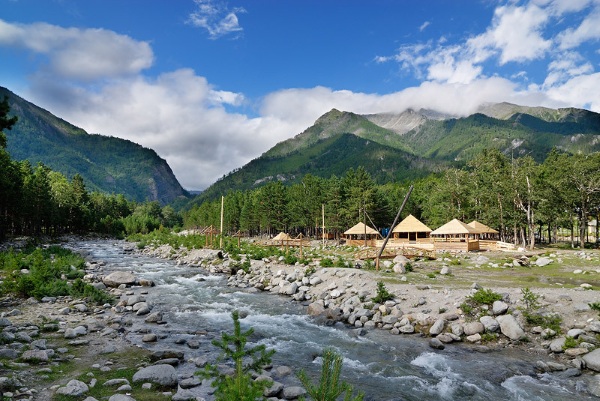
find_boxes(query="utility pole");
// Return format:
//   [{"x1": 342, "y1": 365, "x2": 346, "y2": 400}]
[
  {"x1": 322, "y1": 203, "x2": 325, "y2": 246},
  {"x1": 219, "y1": 195, "x2": 224, "y2": 249}
]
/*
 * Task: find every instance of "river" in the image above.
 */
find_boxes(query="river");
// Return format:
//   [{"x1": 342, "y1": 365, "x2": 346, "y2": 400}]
[{"x1": 72, "y1": 239, "x2": 594, "y2": 401}]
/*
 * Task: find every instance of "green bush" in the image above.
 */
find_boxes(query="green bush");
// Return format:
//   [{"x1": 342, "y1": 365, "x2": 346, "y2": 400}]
[
  {"x1": 524, "y1": 312, "x2": 562, "y2": 334},
  {"x1": 521, "y1": 287, "x2": 541, "y2": 311},
  {"x1": 320, "y1": 258, "x2": 334, "y2": 267},
  {"x1": 0, "y1": 247, "x2": 112, "y2": 305},
  {"x1": 589, "y1": 302, "x2": 600, "y2": 315},
  {"x1": 297, "y1": 348, "x2": 364, "y2": 401},
  {"x1": 198, "y1": 311, "x2": 274, "y2": 401},
  {"x1": 562, "y1": 336, "x2": 579, "y2": 350},
  {"x1": 372, "y1": 281, "x2": 394, "y2": 303},
  {"x1": 468, "y1": 288, "x2": 503, "y2": 305},
  {"x1": 460, "y1": 288, "x2": 503, "y2": 320}
]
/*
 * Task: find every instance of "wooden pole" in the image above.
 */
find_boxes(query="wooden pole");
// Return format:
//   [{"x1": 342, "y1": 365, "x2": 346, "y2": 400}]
[
  {"x1": 219, "y1": 196, "x2": 224, "y2": 249},
  {"x1": 363, "y1": 200, "x2": 367, "y2": 247},
  {"x1": 376, "y1": 185, "x2": 413, "y2": 270},
  {"x1": 322, "y1": 204, "x2": 325, "y2": 246}
]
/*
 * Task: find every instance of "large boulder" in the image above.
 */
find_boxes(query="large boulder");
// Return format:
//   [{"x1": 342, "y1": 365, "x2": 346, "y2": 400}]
[
  {"x1": 103, "y1": 272, "x2": 137, "y2": 288},
  {"x1": 463, "y1": 322, "x2": 485, "y2": 336},
  {"x1": 582, "y1": 348, "x2": 600, "y2": 372},
  {"x1": 496, "y1": 315, "x2": 525, "y2": 340},
  {"x1": 132, "y1": 364, "x2": 178, "y2": 387},
  {"x1": 55, "y1": 380, "x2": 89, "y2": 397}
]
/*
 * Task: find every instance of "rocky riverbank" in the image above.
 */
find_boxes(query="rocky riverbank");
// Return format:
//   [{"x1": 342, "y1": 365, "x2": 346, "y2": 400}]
[
  {"x1": 0, "y1": 242, "x2": 307, "y2": 401},
  {"x1": 1, "y1": 239, "x2": 600, "y2": 400},
  {"x1": 140, "y1": 242, "x2": 600, "y2": 397}
]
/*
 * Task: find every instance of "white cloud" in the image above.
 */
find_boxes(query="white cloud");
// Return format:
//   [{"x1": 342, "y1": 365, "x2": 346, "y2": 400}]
[
  {"x1": 557, "y1": 7, "x2": 600, "y2": 49},
  {"x1": 419, "y1": 21, "x2": 430, "y2": 32},
  {"x1": 468, "y1": 3, "x2": 551, "y2": 64},
  {"x1": 0, "y1": 19, "x2": 153, "y2": 80},
  {"x1": 188, "y1": 0, "x2": 245, "y2": 39}
]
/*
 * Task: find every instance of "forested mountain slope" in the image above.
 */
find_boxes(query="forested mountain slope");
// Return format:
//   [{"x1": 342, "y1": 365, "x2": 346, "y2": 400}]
[
  {"x1": 192, "y1": 103, "x2": 600, "y2": 205},
  {"x1": 1, "y1": 87, "x2": 188, "y2": 204}
]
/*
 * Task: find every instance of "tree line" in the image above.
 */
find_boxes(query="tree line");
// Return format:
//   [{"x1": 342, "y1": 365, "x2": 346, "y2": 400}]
[
  {"x1": 0, "y1": 96, "x2": 181, "y2": 239},
  {"x1": 184, "y1": 149, "x2": 600, "y2": 250}
]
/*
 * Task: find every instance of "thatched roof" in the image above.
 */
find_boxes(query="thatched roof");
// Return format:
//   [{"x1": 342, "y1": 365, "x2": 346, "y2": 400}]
[
  {"x1": 431, "y1": 219, "x2": 481, "y2": 236},
  {"x1": 468, "y1": 221, "x2": 499, "y2": 234},
  {"x1": 344, "y1": 222, "x2": 379, "y2": 236},
  {"x1": 392, "y1": 214, "x2": 432, "y2": 233},
  {"x1": 273, "y1": 232, "x2": 292, "y2": 241}
]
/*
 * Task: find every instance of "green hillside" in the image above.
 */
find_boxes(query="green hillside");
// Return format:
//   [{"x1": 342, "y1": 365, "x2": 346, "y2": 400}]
[
  {"x1": 190, "y1": 104, "x2": 600, "y2": 207},
  {"x1": 1, "y1": 87, "x2": 189, "y2": 204},
  {"x1": 192, "y1": 133, "x2": 444, "y2": 205}
]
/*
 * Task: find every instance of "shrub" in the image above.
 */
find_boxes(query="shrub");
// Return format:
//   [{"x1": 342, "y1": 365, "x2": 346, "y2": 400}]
[
  {"x1": 468, "y1": 288, "x2": 502, "y2": 305},
  {"x1": 460, "y1": 288, "x2": 502, "y2": 320},
  {"x1": 404, "y1": 262, "x2": 413, "y2": 272},
  {"x1": 198, "y1": 310, "x2": 274, "y2": 401},
  {"x1": 589, "y1": 302, "x2": 600, "y2": 315},
  {"x1": 562, "y1": 336, "x2": 579, "y2": 350},
  {"x1": 372, "y1": 281, "x2": 394, "y2": 303},
  {"x1": 297, "y1": 348, "x2": 364, "y2": 401},
  {"x1": 320, "y1": 258, "x2": 334, "y2": 267},
  {"x1": 521, "y1": 287, "x2": 541, "y2": 311}
]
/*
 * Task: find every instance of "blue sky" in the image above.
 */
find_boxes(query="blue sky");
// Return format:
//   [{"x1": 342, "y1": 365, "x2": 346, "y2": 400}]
[{"x1": 2, "y1": 0, "x2": 600, "y2": 190}]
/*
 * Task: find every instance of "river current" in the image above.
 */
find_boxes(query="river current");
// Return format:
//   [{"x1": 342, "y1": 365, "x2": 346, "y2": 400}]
[{"x1": 72, "y1": 239, "x2": 594, "y2": 401}]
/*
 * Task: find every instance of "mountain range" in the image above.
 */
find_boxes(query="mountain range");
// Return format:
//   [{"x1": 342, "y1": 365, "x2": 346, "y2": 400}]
[
  {"x1": 4, "y1": 84, "x2": 600, "y2": 208},
  {"x1": 192, "y1": 102, "x2": 600, "y2": 204},
  {"x1": 1, "y1": 86, "x2": 188, "y2": 205}
]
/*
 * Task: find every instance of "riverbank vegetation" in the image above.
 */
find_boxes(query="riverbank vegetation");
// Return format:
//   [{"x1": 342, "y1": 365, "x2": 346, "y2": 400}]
[
  {"x1": 183, "y1": 149, "x2": 600, "y2": 251},
  {"x1": 0, "y1": 245, "x2": 113, "y2": 304}
]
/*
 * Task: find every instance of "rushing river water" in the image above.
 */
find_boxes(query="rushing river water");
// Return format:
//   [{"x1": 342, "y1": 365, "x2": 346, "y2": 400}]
[{"x1": 72, "y1": 239, "x2": 594, "y2": 401}]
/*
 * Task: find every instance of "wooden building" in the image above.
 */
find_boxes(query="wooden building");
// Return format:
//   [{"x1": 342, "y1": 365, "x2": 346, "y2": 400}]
[
  {"x1": 391, "y1": 214, "x2": 432, "y2": 243},
  {"x1": 430, "y1": 219, "x2": 480, "y2": 252},
  {"x1": 343, "y1": 222, "x2": 381, "y2": 247}
]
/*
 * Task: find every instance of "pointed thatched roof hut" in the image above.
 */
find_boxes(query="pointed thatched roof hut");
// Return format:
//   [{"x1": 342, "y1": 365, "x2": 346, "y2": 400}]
[
  {"x1": 467, "y1": 221, "x2": 499, "y2": 239},
  {"x1": 392, "y1": 214, "x2": 432, "y2": 242},
  {"x1": 431, "y1": 219, "x2": 480, "y2": 236},
  {"x1": 343, "y1": 222, "x2": 380, "y2": 246},
  {"x1": 344, "y1": 222, "x2": 379, "y2": 236},
  {"x1": 431, "y1": 219, "x2": 480, "y2": 251},
  {"x1": 273, "y1": 232, "x2": 292, "y2": 241}
]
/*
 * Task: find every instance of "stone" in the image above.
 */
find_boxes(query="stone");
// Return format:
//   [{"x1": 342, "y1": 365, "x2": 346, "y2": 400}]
[
  {"x1": 179, "y1": 377, "x2": 201, "y2": 389},
  {"x1": 172, "y1": 388, "x2": 198, "y2": 401},
  {"x1": 282, "y1": 386, "x2": 307, "y2": 399},
  {"x1": 439, "y1": 266, "x2": 451, "y2": 275},
  {"x1": 264, "y1": 381, "x2": 284, "y2": 397},
  {"x1": 145, "y1": 312, "x2": 163, "y2": 323},
  {"x1": 496, "y1": 315, "x2": 525, "y2": 340},
  {"x1": 549, "y1": 337, "x2": 566, "y2": 353},
  {"x1": 466, "y1": 333, "x2": 482, "y2": 343},
  {"x1": 56, "y1": 380, "x2": 89, "y2": 396},
  {"x1": 103, "y1": 272, "x2": 137, "y2": 288},
  {"x1": 463, "y1": 322, "x2": 485, "y2": 336},
  {"x1": 307, "y1": 302, "x2": 326, "y2": 316},
  {"x1": 437, "y1": 333, "x2": 454, "y2": 343},
  {"x1": 582, "y1": 348, "x2": 600, "y2": 372},
  {"x1": 429, "y1": 338, "x2": 445, "y2": 350},
  {"x1": 429, "y1": 319, "x2": 445, "y2": 336},
  {"x1": 142, "y1": 334, "x2": 158, "y2": 342},
  {"x1": 535, "y1": 257, "x2": 552, "y2": 267},
  {"x1": 108, "y1": 395, "x2": 136, "y2": 401},
  {"x1": 588, "y1": 375, "x2": 600, "y2": 397},
  {"x1": 492, "y1": 301, "x2": 509, "y2": 315},
  {"x1": 132, "y1": 364, "x2": 178, "y2": 387},
  {"x1": 479, "y1": 316, "x2": 499, "y2": 333},
  {"x1": 21, "y1": 349, "x2": 49, "y2": 363},
  {"x1": 149, "y1": 350, "x2": 184, "y2": 361},
  {"x1": 104, "y1": 378, "x2": 130, "y2": 387},
  {"x1": 567, "y1": 328, "x2": 585, "y2": 338}
]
